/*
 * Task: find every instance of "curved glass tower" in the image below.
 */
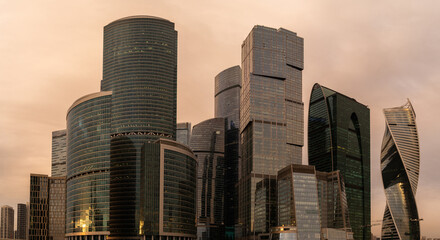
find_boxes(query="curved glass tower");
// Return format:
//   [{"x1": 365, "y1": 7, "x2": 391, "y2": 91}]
[
  {"x1": 102, "y1": 16, "x2": 177, "y2": 239},
  {"x1": 215, "y1": 65, "x2": 241, "y2": 129},
  {"x1": 308, "y1": 83, "x2": 370, "y2": 240},
  {"x1": 66, "y1": 92, "x2": 112, "y2": 239},
  {"x1": 381, "y1": 100, "x2": 420, "y2": 240},
  {"x1": 190, "y1": 118, "x2": 225, "y2": 240}
]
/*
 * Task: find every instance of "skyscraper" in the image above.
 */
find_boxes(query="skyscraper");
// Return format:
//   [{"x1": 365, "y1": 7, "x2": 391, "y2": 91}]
[
  {"x1": 238, "y1": 25, "x2": 304, "y2": 239},
  {"x1": 0, "y1": 205, "x2": 14, "y2": 239},
  {"x1": 308, "y1": 83, "x2": 370, "y2": 240},
  {"x1": 103, "y1": 16, "x2": 177, "y2": 239},
  {"x1": 190, "y1": 118, "x2": 225, "y2": 240},
  {"x1": 66, "y1": 92, "x2": 111, "y2": 240},
  {"x1": 381, "y1": 100, "x2": 420, "y2": 240},
  {"x1": 29, "y1": 174, "x2": 49, "y2": 240},
  {"x1": 214, "y1": 65, "x2": 241, "y2": 239},
  {"x1": 65, "y1": 15, "x2": 181, "y2": 240},
  {"x1": 51, "y1": 129, "x2": 67, "y2": 177},
  {"x1": 29, "y1": 174, "x2": 66, "y2": 240},
  {"x1": 17, "y1": 203, "x2": 27, "y2": 240},
  {"x1": 140, "y1": 139, "x2": 197, "y2": 239}
]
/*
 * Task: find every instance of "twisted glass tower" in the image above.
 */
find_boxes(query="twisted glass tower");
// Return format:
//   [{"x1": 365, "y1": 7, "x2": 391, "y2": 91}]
[{"x1": 381, "y1": 100, "x2": 420, "y2": 240}]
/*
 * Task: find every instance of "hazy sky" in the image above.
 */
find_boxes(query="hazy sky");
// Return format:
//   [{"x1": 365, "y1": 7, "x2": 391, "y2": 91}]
[{"x1": 0, "y1": 0, "x2": 439, "y2": 236}]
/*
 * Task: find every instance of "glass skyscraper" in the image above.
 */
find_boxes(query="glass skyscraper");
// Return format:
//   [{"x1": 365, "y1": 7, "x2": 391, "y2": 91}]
[
  {"x1": 190, "y1": 118, "x2": 225, "y2": 240},
  {"x1": 238, "y1": 25, "x2": 304, "y2": 239},
  {"x1": 17, "y1": 203, "x2": 27, "y2": 240},
  {"x1": 176, "y1": 122, "x2": 192, "y2": 146},
  {"x1": 140, "y1": 139, "x2": 197, "y2": 240},
  {"x1": 51, "y1": 129, "x2": 67, "y2": 177},
  {"x1": 65, "y1": 15, "x2": 182, "y2": 240},
  {"x1": 308, "y1": 83, "x2": 370, "y2": 240},
  {"x1": 66, "y1": 92, "x2": 112, "y2": 239},
  {"x1": 214, "y1": 65, "x2": 241, "y2": 239},
  {"x1": 381, "y1": 100, "x2": 420, "y2": 240}
]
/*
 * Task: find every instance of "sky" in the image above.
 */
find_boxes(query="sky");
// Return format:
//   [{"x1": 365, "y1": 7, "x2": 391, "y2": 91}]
[{"x1": 0, "y1": 0, "x2": 439, "y2": 237}]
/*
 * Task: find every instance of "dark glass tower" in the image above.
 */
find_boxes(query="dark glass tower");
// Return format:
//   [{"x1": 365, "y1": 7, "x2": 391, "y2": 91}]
[
  {"x1": 17, "y1": 203, "x2": 27, "y2": 240},
  {"x1": 66, "y1": 92, "x2": 112, "y2": 239},
  {"x1": 381, "y1": 100, "x2": 420, "y2": 240},
  {"x1": 239, "y1": 26, "x2": 304, "y2": 239},
  {"x1": 308, "y1": 83, "x2": 370, "y2": 240},
  {"x1": 102, "y1": 16, "x2": 177, "y2": 239},
  {"x1": 214, "y1": 65, "x2": 241, "y2": 239},
  {"x1": 190, "y1": 118, "x2": 225, "y2": 240}
]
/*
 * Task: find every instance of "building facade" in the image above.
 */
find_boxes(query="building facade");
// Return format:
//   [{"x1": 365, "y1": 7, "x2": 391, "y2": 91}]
[
  {"x1": 66, "y1": 92, "x2": 112, "y2": 240},
  {"x1": 214, "y1": 65, "x2": 242, "y2": 239},
  {"x1": 308, "y1": 83, "x2": 370, "y2": 240},
  {"x1": 190, "y1": 118, "x2": 225, "y2": 240},
  {"x1": 103, "y1": 16, "x2": 178, "y2": 239},
  {"x1": 51, "y1": 129, "x2": 67, "y2": 177},
  {"x1": 176, "y1": 122, "x2": 192, "y2": 146},
  {"x1": 381, "y1": 100, "x2": 420, "y2": 240},
  {"x1": 0, "y1": 205, "x2": 14, "y2": 239},
  {"x1": 29, "y1": 174, "x2": 66, "y2": 240},
  {"x1": 140, "y1": 139, "x2": 197, "y2": 240},
  {"x1": 29, "y1": 174, "x2": 49, "y2": 240},
  {"x1": 215, "y1": 65, "x2": 241, "y2": 129},
  {"x1": 17, "y1": 203, "x2": 28, "y2": 240},
  {"x1": 238, "y1": 25, "x2": 304, "y2": 239}
]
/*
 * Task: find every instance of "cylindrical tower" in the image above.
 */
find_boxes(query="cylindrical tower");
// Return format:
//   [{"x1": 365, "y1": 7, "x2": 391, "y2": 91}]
[
  {"x1": 66, "y1": 91, "x2": 112, "y2": 240},
  {"x1": 102, "y1": 16, "x2": 178, "y2": 239},
  {"x1": 381, "y1": 100, "x2": 420, "y2": 240},
  {"x1": 214, "y1": 65, "x2": 241, "y2": 129}
]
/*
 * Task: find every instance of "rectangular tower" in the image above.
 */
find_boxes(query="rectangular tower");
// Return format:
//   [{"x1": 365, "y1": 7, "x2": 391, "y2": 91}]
[
  {"x1": 17, "y1": 203, "x2": 27, "y2": 240},
  {"x1": 176, "y1": 122, "x2": 192, "y2": 146},
  {"x1": 0, "y1": 205, "x2": 14, "y2": 239},
  {"x1": 51, "y1": 129, "x2": 67, "y2": 177},
  {"x1": 238, "y1": 26, "x2": 304, "y2": 239}
]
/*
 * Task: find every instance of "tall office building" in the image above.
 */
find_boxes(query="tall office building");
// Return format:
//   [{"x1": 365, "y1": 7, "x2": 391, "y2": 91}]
[
  {"x1": 103, "y1": 16, "x2": 178, "y2": 240},
  {"x1": 29, "y1": 174, "x2": 66, "y2": 240},
  {"x1": 29, "y1": 174, "x2": 49, "y2": 240},
  {"x1": 140, "y1": 139, "x2": 197, "y2": 239},
  {"x1": 190, "y1": 118, "x2": 225, "y2": 240},
  {"x1": 64, "y1": 16, "x2": 181, "y2": 240},
  {"x1": 176, "y1": 122, "x2": 192, "y2": 145},
  {"x1": 51, "y1": 129, "x2": 67, "y2": 177},
  {"x1": 381, "y1": 100, "x2": 420, "y2": 240},
  {"x1": 214, "y1": 65, "x2": 241, "y2": 239},
  {"x1": 277, "y1": 165, "x2": 353, "y2": 240},
  {"x1": 238, "y1": 25, "x2": 304, "y2": 239},
  {"x1": 0, "y1": 205, "x2": 14, "y2": 239},
  {"x1": 17, "y1": 203, "x2": 27, "y2": 240},
  {"x1": 66, "y1": 92, "x2": 111, "y2": 240},
  {"x1": 308, "y1": 83, "x2": 370, "y2": 240}
]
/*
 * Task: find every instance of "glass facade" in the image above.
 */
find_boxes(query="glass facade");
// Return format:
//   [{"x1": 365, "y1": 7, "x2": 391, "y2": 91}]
[
  {"x1": 214, "y1": 66, "x2": 242, "y2": 239},
  {"x1": 29, "y1": 174, "x2": 49, "y2": 240},
  {"x1": 381, "y1": 100, "x2": 420, "y2": 240},
  {"x1": 215, "y1": 65, "x2": 241, "y2": 129},
  {"x1": 52, "y1": 129, "x2": 67, "y2": 177},
  {"x1": 308, "y1": 83, "x2": 370, "y2": 240},
  {"x1": 277, "y1": 165, "x2": 321, "y2": 240},
  {"x1": 190, "y1": 118, "x2": 225, "y2": 240},
  {"x1": 239, "y1": 26, "x2": 304, "y2": 239},
  {"x1": 49, "y1": 177, "x2": 66, "y2": 240},
  {"x1": 66, "y1": 92, "x2": 112, "y2": 238},
  {"x1": 140, "y1": 139, "x2": 197, "y2": 240},
  {"x1": 102, "y1": 16, "x2": 177, "y2": 239}
]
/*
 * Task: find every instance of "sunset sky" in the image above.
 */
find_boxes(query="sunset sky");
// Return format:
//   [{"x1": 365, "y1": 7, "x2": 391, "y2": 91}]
[{"x1": 0, "y1": 0, "x2": 439, "y2": 237}]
